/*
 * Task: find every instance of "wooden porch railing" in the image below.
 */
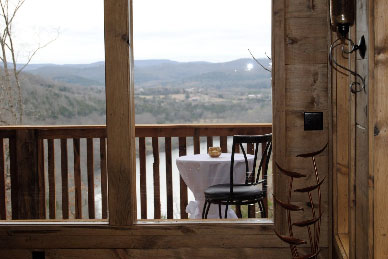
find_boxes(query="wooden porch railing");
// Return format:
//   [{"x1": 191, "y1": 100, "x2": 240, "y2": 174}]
[{"x1": 0, "y1": 124, "x2": 272, "y2": 220}]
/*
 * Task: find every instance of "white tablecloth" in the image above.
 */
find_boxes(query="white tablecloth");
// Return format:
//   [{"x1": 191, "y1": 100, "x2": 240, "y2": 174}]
[{"x1": 176, "y1": 153, "x2": 253, "y2": 219}]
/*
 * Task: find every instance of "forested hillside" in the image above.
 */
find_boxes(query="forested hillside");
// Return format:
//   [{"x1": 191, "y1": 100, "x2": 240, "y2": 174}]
[{"x1": 20, "y1": 58, "x2": 272, "y2": 125}]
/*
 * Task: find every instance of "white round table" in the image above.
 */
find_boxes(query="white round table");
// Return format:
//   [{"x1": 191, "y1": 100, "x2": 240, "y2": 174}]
[{"x1": 176, "y1": 153, "x2": 253, "y2": 219}]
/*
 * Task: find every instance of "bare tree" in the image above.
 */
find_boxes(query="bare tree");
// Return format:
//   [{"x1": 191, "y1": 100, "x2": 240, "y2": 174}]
[{"x1": 0, "y1": 0, "x2": 56, "y2": 125}]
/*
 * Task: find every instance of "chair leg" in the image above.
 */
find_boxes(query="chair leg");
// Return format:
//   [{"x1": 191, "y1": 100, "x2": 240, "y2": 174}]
[
  {"x1": 218, "y1": 204, "x2": 222, "y2": 219},
  {"x1": 259, "y1": 200, "x2": 266, "y2": 218},
  {"x1": 224, "y1": 204, "x2": 229, "y2": 219},
  {"x1": 258, "y1": 201, "x2": 263, "y2": 218},
  {"x1": 205, "y1": 201, "x2": 211, "y2": 219},
  {"x1": 202, "y1": 201, "x2": 208, "y2": 219}
]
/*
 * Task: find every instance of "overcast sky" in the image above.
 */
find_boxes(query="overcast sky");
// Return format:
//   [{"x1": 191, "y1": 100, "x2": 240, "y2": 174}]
[{"x1": 14, "y1": 0, "x2": 271, "y2": 64}]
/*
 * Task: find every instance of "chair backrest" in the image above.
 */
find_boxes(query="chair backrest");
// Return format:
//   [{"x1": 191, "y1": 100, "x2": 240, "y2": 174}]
[{"x1": 229, "y1": 134, "x2": 272, "y2": 194}]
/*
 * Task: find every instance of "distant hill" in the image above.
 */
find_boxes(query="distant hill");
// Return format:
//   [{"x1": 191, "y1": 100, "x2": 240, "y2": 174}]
[
  {"x1": 15, "y1": 58, "x2": 272, "y2": 125},
  {"x1": 24, "y1": 58, "x2": 271, "y2": 89}
]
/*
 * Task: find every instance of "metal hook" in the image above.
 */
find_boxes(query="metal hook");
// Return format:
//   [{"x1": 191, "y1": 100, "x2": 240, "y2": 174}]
[{"x1": 329, "y1": 38, "x2": 366, "y2": 94}]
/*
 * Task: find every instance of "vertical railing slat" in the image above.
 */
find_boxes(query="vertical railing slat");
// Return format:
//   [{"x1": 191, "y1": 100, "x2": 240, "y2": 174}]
[
  {"x1": 207, "y1": 136, "x2": 213, "y2": 152},
  {"x1": 100, "y1": 138, "x2": 108, "y2": 219},
  {"x1": 194, "y1": 134, "x2": 200, "y2": 155},
  {"x1": 220, "y1": 136, "x2": 227, "y2": 153},
  {"x1": 60, "y1": 139, "x2": 69, "y2": 219},
  {"x1": 139, "y1": 137, "x2": 147, "y2": 219},
  {"x1": 48, "y1": 139, "x2": 56, "y2": 219},
  {"x1": 87, "y1": 138, "x2": 95, "y2": 219},
  {"x1": 247, "y1": 143, "x2": 255, "y2": 218},
  {"x1": 262, "y1": 142, "x2": 268, "y2": 217},
  {"x1": 165, "y1": 137, "x2": 173, "y2": 219},
  {"x1": 9, "y1": 137, "x2": 17, "y2": 219},
  {"x1": 178, "y1": 137, "x2": 188, "y2": 219},
  {"x1": 0, "y1": 138, "x2": 5, "y2": 220},
  {"x1": 37, "y1": 138, "x2": 45, "y2": 219},
  {"x1": 152, "y1": 137, "x2": 160, "y2": 219},
  {"x1": 73, "y1": 138, "x2": 82, "y2": 219}
]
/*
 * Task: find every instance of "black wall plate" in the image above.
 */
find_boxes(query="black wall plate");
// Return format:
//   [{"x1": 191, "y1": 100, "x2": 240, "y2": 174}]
[
  {"x1": 304, "y1": 112, "x2": 323, "y2": 131},
  {"x1": 32, "y1": 251, "x2": 45, "y2": 259}
]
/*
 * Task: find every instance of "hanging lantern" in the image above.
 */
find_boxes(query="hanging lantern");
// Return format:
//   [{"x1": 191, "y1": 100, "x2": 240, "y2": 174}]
[{"x1": 330, "y1": 0, "x2": 355, "y2": 38}]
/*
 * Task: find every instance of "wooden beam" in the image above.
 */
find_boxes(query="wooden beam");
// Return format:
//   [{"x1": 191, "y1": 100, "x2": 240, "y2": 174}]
[
  {"x1": 372, "y1": 1, "x2": 388, "y2": 258},
  {"x1": 272, "y1": 0, "x2": 287, "y2": 233},
  {"x1": 104, "y1": 0, "x2": 136, "y2": 225}
]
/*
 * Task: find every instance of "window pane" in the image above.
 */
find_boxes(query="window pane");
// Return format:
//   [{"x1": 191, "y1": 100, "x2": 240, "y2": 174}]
[
  {"x1": 0, "y1": 0, "x2": 107, "y2": 221},
  {"x1": 133, "y1": 0, "x2": 272, "y2": 221}
]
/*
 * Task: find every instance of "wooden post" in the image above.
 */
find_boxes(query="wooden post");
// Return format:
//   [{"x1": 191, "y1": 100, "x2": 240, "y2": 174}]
[
  {"x1": 105, "y1": 0, "x2": 136, "y2": 225},
  {"x1": 11, "y1": 129, "x2": 40, "y2": 219},
  {"x1": 272, "y1": 0, "x2": 287, "y2": 233}
]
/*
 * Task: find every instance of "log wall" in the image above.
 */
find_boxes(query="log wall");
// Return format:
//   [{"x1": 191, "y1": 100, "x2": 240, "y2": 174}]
[
  {"x1": 332, "y1": 0, "x2": 388, "y2": 258},
  {"x1": 274, "y1": 0, "x2": 330, "y2": 257}
]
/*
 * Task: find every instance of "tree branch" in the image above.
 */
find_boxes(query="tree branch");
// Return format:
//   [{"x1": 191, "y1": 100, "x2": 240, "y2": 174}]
[
  {"x1": 17, "y1": 35, "x2": 58, "y2": 74},
  {"x1": 248, "y1": 49, "x2": 271, "y2": 73}
]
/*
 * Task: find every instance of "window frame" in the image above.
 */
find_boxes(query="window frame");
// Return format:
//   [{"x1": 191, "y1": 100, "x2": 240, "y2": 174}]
[{"x1": 0, "y1": 0, "x2": 289, "y2": 249}]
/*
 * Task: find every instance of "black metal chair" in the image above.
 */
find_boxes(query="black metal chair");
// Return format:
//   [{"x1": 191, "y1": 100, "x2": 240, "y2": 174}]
[{"x1": 202, "y1": 134, "x2": 272, "y2": 219}]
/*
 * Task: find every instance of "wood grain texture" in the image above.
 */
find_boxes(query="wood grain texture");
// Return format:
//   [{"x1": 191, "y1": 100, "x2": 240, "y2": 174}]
[
  {"x1": 87, "y1": 139, "x2": 95, "y2": 219},
  {"x1": 332, "y1": 37, "x2": 350, "y2": 240},
  {"x1": 0, "y1": 221, "x2": 276, "y2": 236},
  {"x1": 280, "y1": 0, "x2": 329, "y2": 254},
  {"x1": 285, "y1": 0, "x2": 327, "y2": 18},
  {"x1": 60, "y1": 139, "x2": 69, "y2": 220},
  {"x1": 286, "y1": 64, "x2": 328, "y2": 110},
  {"x1": 104, "y1": 0, "x2": 136, "y2": 226},
  {"x1": 273, "y1": 0, "x2": 287, "y2": 234},
  {"x1": 372, "y1": 0, "x2": 388, "y2": 257},
  {"x1": 73, "y1": 138, "x2": 82, "y2": 219},
  {"x1": 152, "y1": 137, "x2": 160, "y2": 219},
  {"x1": 368, "y1": 1, "x2": 375, "y2": 258},
  {"x1": 99, "y1": 138, "x2": 108, "y2": 219},
  {"x1": 48, "y1": 139, "x2": 56, "y2": 219},
  {"x1": 165, "y1": 137, "x2": 173, "y2": 219},
  {"x1": 348, "y1": 26, "x2": 356, "y2": 259},
  {"x1": 331, "y1": 31, "x2": 338, "y2": 240},
  {"x1": 0, "y1": 248, "x2": 329, "y2": 259},
  {"x1": 328, "y1": 29, "x2": 334, "y2": 259},
  {"x1": 353, "y1": 1, "x2": 370, "y2": 258}
]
